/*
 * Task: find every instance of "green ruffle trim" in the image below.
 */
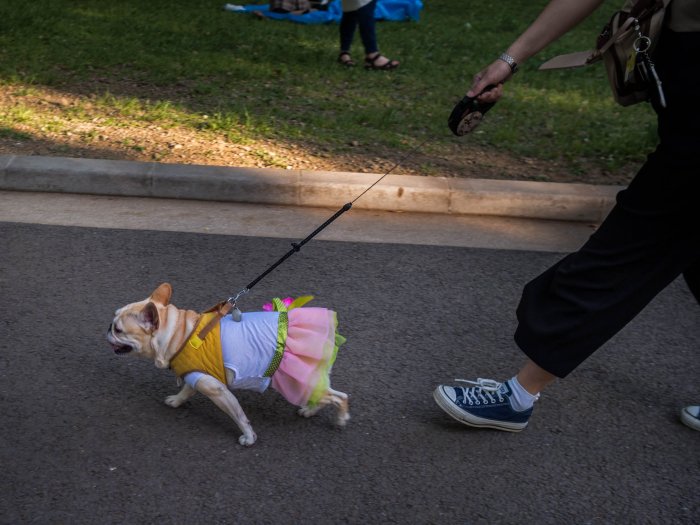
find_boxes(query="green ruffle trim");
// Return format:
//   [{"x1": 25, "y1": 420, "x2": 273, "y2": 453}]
[{"x1": 306, "y1": 313, "x2": 346, "y2": 407}]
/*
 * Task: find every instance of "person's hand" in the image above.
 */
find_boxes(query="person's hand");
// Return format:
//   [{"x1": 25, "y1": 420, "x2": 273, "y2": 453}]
[{"x1": 466, "y1": 59, "x2": 514, "y2": 102}]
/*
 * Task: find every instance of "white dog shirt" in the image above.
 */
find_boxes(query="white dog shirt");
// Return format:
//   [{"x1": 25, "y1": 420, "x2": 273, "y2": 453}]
[{"x1": 182, "y1": 311, "x2": 280, "y2": 392}]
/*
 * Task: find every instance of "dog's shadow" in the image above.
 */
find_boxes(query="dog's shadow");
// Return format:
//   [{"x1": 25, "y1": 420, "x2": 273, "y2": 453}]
[{"x1": 156, "y1": 388, "x2": 341, "y2": 439}]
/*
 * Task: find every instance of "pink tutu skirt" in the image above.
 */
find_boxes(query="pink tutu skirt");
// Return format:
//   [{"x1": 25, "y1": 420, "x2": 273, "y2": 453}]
[{"x1": 270, "y1": 307, "x2": 345, "y2": 407}]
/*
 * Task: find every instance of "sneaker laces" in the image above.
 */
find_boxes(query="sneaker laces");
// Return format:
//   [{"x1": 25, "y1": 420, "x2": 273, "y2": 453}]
[{"x1": 454, "y1": 378, "x2": 504, "y2": 405}]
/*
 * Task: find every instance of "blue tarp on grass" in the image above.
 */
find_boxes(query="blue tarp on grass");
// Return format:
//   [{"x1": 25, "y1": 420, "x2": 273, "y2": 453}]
[{"x1": 228, "y1": 0, "x2": 422, "y2": 24}]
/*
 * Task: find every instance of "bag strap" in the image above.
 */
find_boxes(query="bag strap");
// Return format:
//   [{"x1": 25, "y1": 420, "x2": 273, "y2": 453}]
[
  {"x1": 598, "y1": 0, "x2": 670, "y2": 54},
  {"x1": 539, "y1": 0, "x2": 669, "y2": 71}
]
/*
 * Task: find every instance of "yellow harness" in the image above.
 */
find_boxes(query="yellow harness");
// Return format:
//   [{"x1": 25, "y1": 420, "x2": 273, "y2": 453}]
[{"x1": 170, "y1": 309, "x2": 227, "y2": 384}]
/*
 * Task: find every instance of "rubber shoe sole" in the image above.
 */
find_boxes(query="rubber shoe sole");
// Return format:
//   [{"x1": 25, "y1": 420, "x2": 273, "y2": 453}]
[
  {"x1": 433, "y1": 386, "x2": 528, "y2": 432},
  {"x1": 681, "y1": 406, "x2": 700, "y2": 431}
]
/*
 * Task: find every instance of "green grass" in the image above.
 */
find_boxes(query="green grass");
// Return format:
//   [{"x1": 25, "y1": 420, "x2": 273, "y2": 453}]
[
  {"x1": 0, "y1": 126, "x2": 32, "y2": 140},
  {"x1": 0, "y1": 0, "x2": 657, "y2": 177}
]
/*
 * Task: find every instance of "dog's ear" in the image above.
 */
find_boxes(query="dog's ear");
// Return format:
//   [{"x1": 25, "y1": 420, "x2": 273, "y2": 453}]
[
  {"x1": 139, "y1": 302, "x2": 160, "y2": 332},
  {"x1": 150, "y1": 283, "x2": 172, "y2": 306}
]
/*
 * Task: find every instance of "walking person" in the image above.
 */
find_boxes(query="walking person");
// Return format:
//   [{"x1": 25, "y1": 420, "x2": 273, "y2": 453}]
[
  {"x1": 433, "y1": 0, "x2": 700, "y2": 432},
  {"x1": 337, "y1": 0, "x2": 399, "y2": 70}
]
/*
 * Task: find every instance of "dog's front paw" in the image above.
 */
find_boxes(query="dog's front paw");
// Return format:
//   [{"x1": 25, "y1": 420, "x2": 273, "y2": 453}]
[
  {"x1": 238, "y1": 432, "x2": 257, "y2": 447},
  {"x1": 165, "y1": 395, "x2": 184, "y2": 408}
]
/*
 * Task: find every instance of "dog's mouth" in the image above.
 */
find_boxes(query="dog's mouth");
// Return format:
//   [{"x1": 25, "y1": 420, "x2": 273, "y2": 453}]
[{"x1": 111, "y1": 343, "x2": 134, "y2": 355}]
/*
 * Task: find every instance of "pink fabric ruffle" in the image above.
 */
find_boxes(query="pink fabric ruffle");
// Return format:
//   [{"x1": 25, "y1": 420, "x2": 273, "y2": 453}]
[{"x1": 271, "y1": 307, "x2": 343, "y2": 407}]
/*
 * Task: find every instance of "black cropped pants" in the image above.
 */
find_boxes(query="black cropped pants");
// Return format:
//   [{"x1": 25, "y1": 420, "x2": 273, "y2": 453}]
[{"x1": 514, "y1": 29, "x2": 700, "y2": 378}]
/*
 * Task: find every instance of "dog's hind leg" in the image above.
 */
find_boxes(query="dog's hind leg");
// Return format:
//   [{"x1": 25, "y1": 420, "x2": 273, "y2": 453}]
[
  {"x1": 298, "y1": 388, "x2": 350, "y2": 427},
  {"x1": 330, "y1": 388, "x2": 351, "y2": 426},
  {"x1": 165, "y1": 383, "x2": 196, "y2": 408}
]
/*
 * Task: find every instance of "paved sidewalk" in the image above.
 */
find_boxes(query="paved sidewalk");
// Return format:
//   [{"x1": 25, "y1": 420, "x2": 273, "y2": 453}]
[{"x1": 0, "y1": 155, "x2": 622, "y2": 223}]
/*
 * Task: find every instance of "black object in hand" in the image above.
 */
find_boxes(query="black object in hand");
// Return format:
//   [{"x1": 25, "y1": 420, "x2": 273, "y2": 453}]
[{"x1": 448, "y1": 86, "x2": 497, "y2": 136}]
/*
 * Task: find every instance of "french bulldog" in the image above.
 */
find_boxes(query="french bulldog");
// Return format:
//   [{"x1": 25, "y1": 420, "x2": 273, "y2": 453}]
[{"x1": 106, "y1": 283, "x2": 349, "y2": 446}]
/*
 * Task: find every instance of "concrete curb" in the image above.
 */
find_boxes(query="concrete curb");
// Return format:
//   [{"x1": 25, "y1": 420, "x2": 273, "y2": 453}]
[{"x1": 0, "y1": 155, "x2": 622, "y2": 222}]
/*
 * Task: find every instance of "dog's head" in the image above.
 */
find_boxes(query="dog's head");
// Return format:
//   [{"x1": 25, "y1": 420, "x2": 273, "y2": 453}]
[{"x1": 106, "y1": 283, "x2": 172, "y2": 365}]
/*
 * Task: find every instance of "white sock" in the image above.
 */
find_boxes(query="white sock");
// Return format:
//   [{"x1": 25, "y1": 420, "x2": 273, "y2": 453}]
[{"x1": 508, "y1": 376, "x2": 540, "y2": 411}]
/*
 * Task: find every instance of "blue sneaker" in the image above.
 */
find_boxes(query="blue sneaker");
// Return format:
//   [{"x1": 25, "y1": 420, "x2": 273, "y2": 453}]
[
  {"x1": 681, "y1": 406, "x2": 700, "y2": 431},
  {"x1": 433, "y1": 378, "x2": 532, "y2": 432}
]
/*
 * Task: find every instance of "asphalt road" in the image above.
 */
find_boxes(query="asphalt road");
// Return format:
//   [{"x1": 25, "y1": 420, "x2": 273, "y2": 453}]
[{"x1": 1, "y1": 208, "x2": 698, "y2": 523}]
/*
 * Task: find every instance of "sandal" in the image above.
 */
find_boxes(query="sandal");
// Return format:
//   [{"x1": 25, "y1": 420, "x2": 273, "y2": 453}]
[
  {"x1": 364, "y1": 53, "x2": 399, "y2": 70},
  {"x1": 338, "y1": 52, "x2": 356, "y2": 67}
]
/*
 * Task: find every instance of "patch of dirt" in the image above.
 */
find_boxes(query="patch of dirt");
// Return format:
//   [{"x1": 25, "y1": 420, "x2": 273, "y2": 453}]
[{"x1": 0, "y1": 83, "x2": 636, "y2": 185}]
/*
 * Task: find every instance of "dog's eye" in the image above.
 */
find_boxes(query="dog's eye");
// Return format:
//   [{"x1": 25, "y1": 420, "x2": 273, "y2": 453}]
[{"x1": 114, "y1": 326, "x2": 122, "y2": 334}]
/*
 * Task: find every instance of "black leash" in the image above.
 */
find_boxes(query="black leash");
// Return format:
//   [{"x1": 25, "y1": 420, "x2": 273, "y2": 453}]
[
  {"x1": 226, "y1": 137, "x2": 430, "y2": 313},
  {"x1": 226, "y1": 86, "x2": 499, "y2": 315}
]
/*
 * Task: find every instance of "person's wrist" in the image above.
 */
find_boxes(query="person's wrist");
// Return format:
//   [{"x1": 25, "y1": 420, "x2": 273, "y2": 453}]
[{"x1": 498, "y1": 52, "x2": 519, "y2": 74}]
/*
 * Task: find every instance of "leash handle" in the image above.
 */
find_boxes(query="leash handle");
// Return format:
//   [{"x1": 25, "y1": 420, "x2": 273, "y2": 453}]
[{"x1": 448, "y1": 84, "x2": 498, "y2": 136}]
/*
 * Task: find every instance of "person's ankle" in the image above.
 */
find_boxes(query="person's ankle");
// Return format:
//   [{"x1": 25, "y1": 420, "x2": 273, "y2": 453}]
[
  {"x1": 516, "y1": 360, "x2": 556, "y2": 395},
  {"x1": 508, "y1": 376, "x2": 539, "y2": 411}
]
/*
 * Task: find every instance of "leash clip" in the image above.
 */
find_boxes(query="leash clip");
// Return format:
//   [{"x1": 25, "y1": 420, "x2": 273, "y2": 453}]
[
  {"x1": 227, "y1": 288, "x2": 250, "y2": 305},
  {"x1": 227, "y1": 288, "x2": 249, "y2": 322}
]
